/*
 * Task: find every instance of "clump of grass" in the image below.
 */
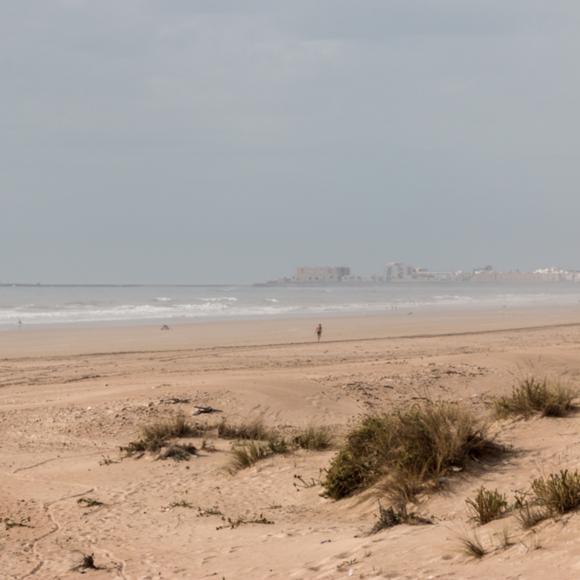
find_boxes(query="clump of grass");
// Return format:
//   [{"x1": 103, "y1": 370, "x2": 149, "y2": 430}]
[
  {"x1": 369, "y1": 501, "x2": 402, "y2": 533},
  {"x1": 140, "y1": 414, "x2": 203, "y2": 441},
  {"x1": 466, "y1": 487, "x2": 509, "y2": 525},
  {"x1": 516, "y1": 503, "x2": 547, "y2": 529},
  {"x1": 157, "y1": 443, "x2": 198, "y2": 461},
  {"x1": 228, "y1": 438, "x2": 289, "y2": 473},
  {"x1": 494, "y1": 377, "x2": 576, "y2": 419},
  {"x1": 217, "y1": 418, "x2": 270, "y2": 440},
  {"x1": 512, "y1": 489, "x2": 548, "y2": 529},
  {"x1": 459, "y1": 531, "x2": 487, "y2": 559},
  {"x1": 121, "y1": 414, "x2": 204, "y2": 457},
  {"x1": 531, "y1": 469, "x2": 580, "y2": 515},
  {"x1": 292, "y1": 426, "x2": 334, "y2": 450},
  {"x1": 322, "y1": 401, "x2": 499, "y2": 500}
]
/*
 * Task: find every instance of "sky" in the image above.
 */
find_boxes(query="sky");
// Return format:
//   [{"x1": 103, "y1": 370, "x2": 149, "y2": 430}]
[{"x1": 2, "y1": 0, "x2": 580, "y2": 284}]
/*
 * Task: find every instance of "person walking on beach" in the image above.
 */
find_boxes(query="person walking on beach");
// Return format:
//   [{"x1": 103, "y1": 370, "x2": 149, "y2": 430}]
[{"x1": 315, "y1": 323, "x2": 323, "y2": 342}]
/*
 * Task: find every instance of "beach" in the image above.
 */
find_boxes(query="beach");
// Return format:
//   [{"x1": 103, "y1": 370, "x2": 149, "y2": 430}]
[{"x1": 3, "y1": 306, "x2": 580, "y2": 578}]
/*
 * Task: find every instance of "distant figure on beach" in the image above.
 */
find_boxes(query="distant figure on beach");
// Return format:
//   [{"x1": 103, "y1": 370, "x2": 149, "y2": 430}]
[
  {"x1": 315, "y1": 323, "x2": 323, "y2": 342},
  {"x1": 17, "y1": 319, "x2": 22, "y2": 328},
  {"x1": 161, "y1": 324, "x2": 171, "y2": 331}
]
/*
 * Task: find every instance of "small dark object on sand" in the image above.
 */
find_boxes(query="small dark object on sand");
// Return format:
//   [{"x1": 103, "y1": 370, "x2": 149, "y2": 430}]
[
  {"x1": 161, "y1": 397, "x2": 192, "y2": 405},
  {"x1": 74, "y1": 553, "x2": 99, "y2": 571},
  {"x1": 161, "y1": 324, "x2": 171, "y2": 331},
  {"x1": 193, "y1": 405, "x2": 222, "y2": 416}
]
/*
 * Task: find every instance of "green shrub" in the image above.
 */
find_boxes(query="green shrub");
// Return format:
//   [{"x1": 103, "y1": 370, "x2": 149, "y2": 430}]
[
  {"x1": 466, "y1": 487, "x2": 508, "y2": 525},
  {"x1": 322, "y1": 402, "x2": 497, "y2": 499},
  {"x1": 494, "y1": 378, "x2": 576, "y2": 419}
]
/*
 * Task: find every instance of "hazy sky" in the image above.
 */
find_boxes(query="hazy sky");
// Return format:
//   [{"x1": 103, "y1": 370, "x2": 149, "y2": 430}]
[{"x1": 2, "y1": 1, "x2": 580, "y2": 284}]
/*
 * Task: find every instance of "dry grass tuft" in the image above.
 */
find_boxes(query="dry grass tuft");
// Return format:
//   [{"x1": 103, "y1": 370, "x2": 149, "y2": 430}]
[
  {"x1": 292, "y1": 426, "x2": 334, "y2": 450},
  {"x1": 531, "y1": 469, "x2": 580, "y2": 515},
  {"x1": 228, "y1": 438, "x2": 289, "y2": 473},
  {"x1": 157, "y1": 443, "x2": 198, "y2": 461},
  {"x1": 494, "y1": 377, "x2": 576, "y2": 419},
  {"x1": 369, "y1": 502, "x2": 402, "y2": 533},
  {"x1": 515, "y1": 503, "x2": 547, "y2": 529},
  {"x1": 458, "y1": 531, "x2": 487, "y2": 559},
  {"x1": 322, "y1": 401, "x2": 500, "y2": 500},
  {"x1": 122, "y1": 414, "x2": 204, "y2": 458},
  {"x1": 466, "y1": 487, "x2": 509, "y2": 525},
  {"x1": 217, "y1": 418, "x2": 270, "y2": 440}
]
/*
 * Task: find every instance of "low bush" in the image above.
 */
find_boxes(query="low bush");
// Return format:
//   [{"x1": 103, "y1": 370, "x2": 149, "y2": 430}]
[
  {"x1": 494, "y1": 378, "x2": 576, "y2": 419},
  {"x1": 322, "y1": 402, "x2": 499, "y2": 500}
]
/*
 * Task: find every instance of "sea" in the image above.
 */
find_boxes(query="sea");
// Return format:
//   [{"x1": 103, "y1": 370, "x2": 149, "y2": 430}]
[{"x1": 1, "y1": 283, "x2": 580, "y2": 329}]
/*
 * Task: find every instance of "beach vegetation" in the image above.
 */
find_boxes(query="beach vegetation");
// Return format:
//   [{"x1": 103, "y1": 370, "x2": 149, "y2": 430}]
[
  {"x1": 121, "y1": 413, "x2": 203, "y2": 458},
  {"x1": 217, "y1": 418, "x2": 271, "y2": 440},
  {"x1": 228, "y1": 437, "x2": 289, "y2": 473},
  {"x1": 157, "y1": 443, "x2": 198, "y2": 461},
  {"x1": 322, "y1": 401, "x2": 499, "y2": 500},
  {"x1": 494, "y1": 377, "x2": 576, "y2": 419},
  {"x1": 531, "y1": 469, "x2": 580, "y2": 515},
  {"x1": 458, "y1": 531, "x2": 487, "y2": 559},
  {"x1": 292, "y1": 425, "x2": 334, "y2": 450},
  {"x1": 466, "y1": 487, "x2": 508, "y2": 525}
]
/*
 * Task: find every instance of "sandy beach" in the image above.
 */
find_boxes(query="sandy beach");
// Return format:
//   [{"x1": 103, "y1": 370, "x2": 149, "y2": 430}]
[{"x1": 3, "y1": 306, "x2": 580, "y2": 579}]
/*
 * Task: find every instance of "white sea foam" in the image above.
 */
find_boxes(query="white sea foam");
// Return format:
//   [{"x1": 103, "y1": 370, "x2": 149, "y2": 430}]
[{"x1": 1, "y1": 286, "x2": 580, "y2": 327}]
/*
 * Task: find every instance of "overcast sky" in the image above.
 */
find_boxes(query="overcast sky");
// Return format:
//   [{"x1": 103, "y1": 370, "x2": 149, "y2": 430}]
[{"x1": 2, "y1": 1, "x2": 580, "y2": 283}]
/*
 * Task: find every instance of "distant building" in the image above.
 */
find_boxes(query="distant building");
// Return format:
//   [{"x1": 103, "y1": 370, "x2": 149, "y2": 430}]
[
  {"x1": 385, "y1": 262, "x2": 456, "y2": 282},
  {"x1": 295, "y1": 266, "x2": 351, "y2": 283},
  {"x1": 385, "y1": 262, "x2": 417, "y2": 281}
]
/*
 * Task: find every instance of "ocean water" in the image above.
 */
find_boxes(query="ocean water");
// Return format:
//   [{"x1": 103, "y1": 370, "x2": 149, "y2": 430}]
[{"x1": 1, "y1": 283, "x2": 579, "y2": 328}]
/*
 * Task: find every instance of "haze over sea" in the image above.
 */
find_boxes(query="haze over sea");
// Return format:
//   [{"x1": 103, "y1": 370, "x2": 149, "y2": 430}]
[{"x1": 1, "y1": 283, "x2": 580, "y2": 328}]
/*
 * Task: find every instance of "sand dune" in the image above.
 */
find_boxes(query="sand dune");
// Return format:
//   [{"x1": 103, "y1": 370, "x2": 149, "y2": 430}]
[{"x1": 3, "y1": 309, "x2": 580, "y2": 578}]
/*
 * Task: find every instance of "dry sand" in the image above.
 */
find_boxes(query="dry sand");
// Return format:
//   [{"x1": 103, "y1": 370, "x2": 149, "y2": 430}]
[{"x1": 3, "y1": 307, "x2": 580, "y2": 578}]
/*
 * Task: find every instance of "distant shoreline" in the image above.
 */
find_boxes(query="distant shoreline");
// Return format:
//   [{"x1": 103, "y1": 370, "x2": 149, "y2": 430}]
[{"x1": 0, "y1": 283, "x2": 244, "y2": 288}]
